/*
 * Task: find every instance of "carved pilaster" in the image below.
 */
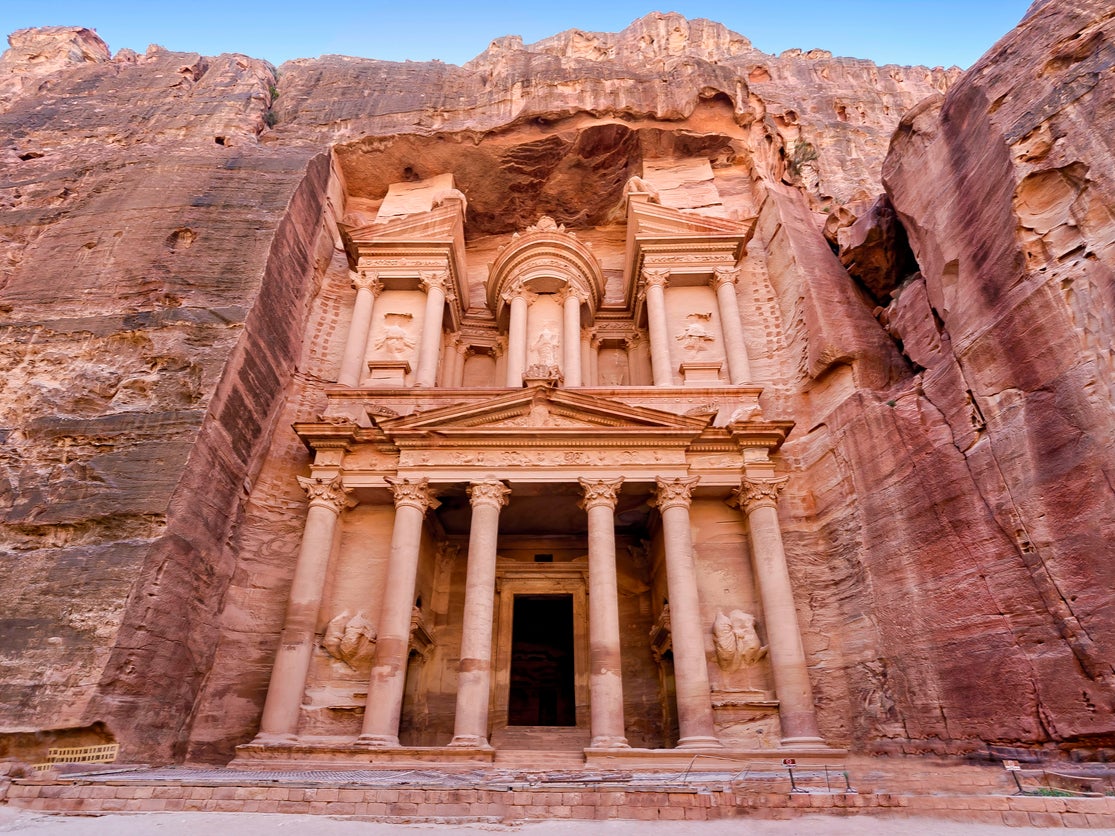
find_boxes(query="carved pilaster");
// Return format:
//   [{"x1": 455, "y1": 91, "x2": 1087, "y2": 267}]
[
  {"x1": 297, "y1": 474, "x2": 356, "y2": 513},
  {"x1": 733, "y1": 477, "x2": 789, "y2": 513},
  {"x1": 386, "y1": 476, "x2": 440, "y2": 512},
  {"x1": 579, "y1": 477, "x2": 624, "y2": 511},
  {"x1": 652, "y1": 476, "x2": 700, "y2": 511},
  {"x1": 467, "y1": 480, "x2": 510, "y2": 509}
]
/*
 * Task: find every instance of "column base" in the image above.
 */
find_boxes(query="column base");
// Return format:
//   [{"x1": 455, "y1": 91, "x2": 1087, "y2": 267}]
[
  {"x1": 448, "y1": 735, "x2": 492, "y2": 749},
  {"x1": 676, "y1": 735, "x2": 723, "y2": 749},
  {"x1": 354, "y1": 734, "x2": 400, "y2": 749},
  {"x1": 780, "y1": 736, "x2": 828, "y2": 749},
  {"x1": 589, "y1": 736, "x2": 630, "y2": 749},
  {"x1": 250, "y1": 732, "x2": 298, "y2": 745}
]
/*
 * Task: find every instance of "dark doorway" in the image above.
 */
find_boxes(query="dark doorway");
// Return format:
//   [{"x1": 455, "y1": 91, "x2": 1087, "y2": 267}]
[{"x1": 507, "y1": 594, "x2": 575, "y2": 726}]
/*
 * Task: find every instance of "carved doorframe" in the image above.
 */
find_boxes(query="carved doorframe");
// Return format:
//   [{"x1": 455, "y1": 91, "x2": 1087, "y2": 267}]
[{"x1": 490, "y1": 564, "x2": 590, "y2": 735}]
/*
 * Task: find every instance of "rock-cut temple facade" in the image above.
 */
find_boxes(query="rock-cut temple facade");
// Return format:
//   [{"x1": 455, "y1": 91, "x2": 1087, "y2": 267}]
[{"x1": 235, "y1": 170, "x2": 837, "y2": 767}]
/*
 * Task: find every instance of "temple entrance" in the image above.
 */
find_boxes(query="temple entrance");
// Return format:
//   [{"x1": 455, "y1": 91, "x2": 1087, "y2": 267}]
[{"x1": 507, "y1": 594, "x2": 576, "y2": 726}]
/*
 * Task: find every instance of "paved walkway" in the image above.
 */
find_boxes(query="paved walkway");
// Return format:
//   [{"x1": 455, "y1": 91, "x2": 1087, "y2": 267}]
[{"x1": 0, "y1": 809, "x2": 1100, "y2": 835}]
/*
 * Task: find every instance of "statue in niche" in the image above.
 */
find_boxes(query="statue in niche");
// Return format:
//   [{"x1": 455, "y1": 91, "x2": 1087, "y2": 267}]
[
  {"x1": 676, "y1": 312, "x2": 715, "y2": 356},
  {"x1": 713, "y1": 610, "x2": 767, "y2": 675},
  {"x1": 375, "y1": 313, "x2": 416, "y2": 358},
  {"x1": 532, "y1": 325, "x2": 560, "y2": 368},
  {"x1": 322, "y1": 610, "x2": 377, "y2": 668}
]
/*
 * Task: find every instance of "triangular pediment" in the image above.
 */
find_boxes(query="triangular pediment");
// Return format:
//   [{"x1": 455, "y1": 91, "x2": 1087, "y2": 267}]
[
  {"x1": 343, "y1": 199, "x2": 465, "y2": 247},
  {"x1": 375, "y1": 386, "x2": 711, "y2": 441}
]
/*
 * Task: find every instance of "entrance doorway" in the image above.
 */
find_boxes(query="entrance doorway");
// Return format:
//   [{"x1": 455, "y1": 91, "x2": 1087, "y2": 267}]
[{"x1": 507, "y1": 594, "x2": 575, "y2": 726}]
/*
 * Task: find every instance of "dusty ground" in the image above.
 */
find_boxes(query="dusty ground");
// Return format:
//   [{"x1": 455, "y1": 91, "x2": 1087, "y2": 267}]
[{"x1": 0, "y1": 809, "x2": 1099, "y2": 835}]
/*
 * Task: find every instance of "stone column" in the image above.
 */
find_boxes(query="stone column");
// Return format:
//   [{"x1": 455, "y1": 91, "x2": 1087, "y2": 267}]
[
  {"x1": 732, "y1": 478, "x2": 824, "y2": 746},
  {"x1": 358, "y1": 477, "x2": 439, "y2": 746},
  {"x1": 561, "y1": 288, "x2": 583, "y2": 387},
  {"x1": 712, "y1": 267, "x2": 752, "y2": 384},
  {"x1": 642, "y1": 269, "x2": 673, "y2": 386},
  {"x1": 415, "y1": 271, "x2": 450, "y2": 388},
  {"x1": 580, "y1": 478, "x2": 630, "y2": 749},
  {"x1": 653, "y1": 477, "x2": 720, "y2": 748},
  {"x1": 337, "y1": 271, "x2": 382, "y2": 387},
  {"x1": 257, "y1": 475, "x2": 354, "y2": 740},
  {"x1": 504, "y1": 286, "x2": 529, "y2": 387},
  {"x1": 450, "y1": 480, "x2": 510, "y2": 747},
  {"x1": 589, "y1": 333, "x2": 601, "y2": 387}
]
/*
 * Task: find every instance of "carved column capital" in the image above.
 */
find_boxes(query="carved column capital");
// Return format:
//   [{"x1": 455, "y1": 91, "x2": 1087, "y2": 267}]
[
  {"x1": 733, "y1": 477, "x2": 789, "y2": 512},
  {"x1": 558, "y1": 285, "x2": 587, "y2": 305},
  {"x1": 624, "y1": 332, "x2": 643, "y2": 351},
  {"x1": 711, "y1": 266, "x2": 741, "y2": 291},
  {"x1": 467, "y1": 480, "x2": 510, "y2": 509},
  {"x1": 352, "y1": 270, "x2": 383, "y2": 294},
  {"x1": 386, "y1": 476, "x2": 440, "y2": 512},
  {"x1": 579, "y1": 477, "x2": 624, "y2": 511},
  {"x1": 652, "y1": 476, "x2": 700, "y2": 511},
  {"x1": 501, "y1": 281, "x2": 536, "y2": 306},
  {"x1": 420, "y1": 270, "x2": 451, "y2": 294},
  {"x1": 641, "y1": 268, "x2": 670, "y2": 289},
  {"x1": 297, "y1": 474, "x2": 356, "y2": 513}
]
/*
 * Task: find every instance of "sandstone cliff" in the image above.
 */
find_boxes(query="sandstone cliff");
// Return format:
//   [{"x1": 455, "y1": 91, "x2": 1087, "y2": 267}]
[{"x1": 3, "y1": 6, "x2": 1110, "y2": 765}]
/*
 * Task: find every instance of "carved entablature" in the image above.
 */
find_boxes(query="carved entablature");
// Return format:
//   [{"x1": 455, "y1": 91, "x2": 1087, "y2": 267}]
[{"x1": 486, "y1": 217, "x2": 606, "y2": 328}]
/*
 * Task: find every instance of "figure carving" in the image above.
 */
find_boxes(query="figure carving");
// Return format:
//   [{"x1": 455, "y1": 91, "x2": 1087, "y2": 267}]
[
  {"x1": 676, "y1": 312, "x2": 715, "y2": 356},
  {"x1": 322, "y1": 610, "x2": 377, "y2": 667},
  {"x1": 532, "y1": 325, "x2": 560, "y2": 367},
  {"x1": 624, "y1": 175, "x2": 661, "y2": 203},
  {"x1": 713, "y1": 610, "x2": 768, "y2": 673},
  {"x1": 375, "y1": 313, "x2": 416, "y2": 357}
]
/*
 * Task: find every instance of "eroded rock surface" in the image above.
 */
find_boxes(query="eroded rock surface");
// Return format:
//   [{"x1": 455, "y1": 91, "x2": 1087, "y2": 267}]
[{"x1": 3, "y1": 5, "x2": 1111, "y2": 765}]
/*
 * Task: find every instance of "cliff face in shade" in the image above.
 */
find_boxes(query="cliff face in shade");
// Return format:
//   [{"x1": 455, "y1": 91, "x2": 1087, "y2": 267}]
[{"x1": 1, "y1": 6, "x2": 1110, "y2": 764}]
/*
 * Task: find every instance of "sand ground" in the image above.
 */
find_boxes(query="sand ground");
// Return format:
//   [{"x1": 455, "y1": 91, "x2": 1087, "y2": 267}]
[{"x1": 0, "y1": 809, "x2": 1099, "y2": 835}]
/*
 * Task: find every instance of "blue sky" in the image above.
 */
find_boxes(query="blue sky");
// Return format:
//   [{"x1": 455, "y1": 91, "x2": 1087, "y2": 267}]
[{"x1": 2, "y1": 1, "x2": 1030, "y2": 69}]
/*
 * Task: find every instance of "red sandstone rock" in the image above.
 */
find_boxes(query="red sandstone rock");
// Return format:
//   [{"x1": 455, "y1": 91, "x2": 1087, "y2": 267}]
[{"x1": 3, "y1": 5, "x2": 1112, "y2": 769}]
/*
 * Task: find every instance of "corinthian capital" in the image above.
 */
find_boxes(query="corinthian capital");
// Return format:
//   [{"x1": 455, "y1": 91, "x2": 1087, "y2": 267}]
[
  {"x1": 297, "y1": 474, "x2": 356, "y2": 513},
  {"x1": 420, "y1": 270, "x2": 451, "y2": 294},
  {"x1": 352, "y1": 270, "x2": 383, "y2": 294},
  {"x1": 711, "y1": 266, "x2": 741, "y2": 290},
  {"x1": 386, "y1": 476, "x2": 440, "y2": 512},
  {"x1": 733, "y1": 477, "x2": 789, "y2": 512},
  {"x1": 579, "y1": 477, "x2": 624, "y2": 511},
  {"x1": 652, "y1": 476, "x2": 700, "y2": 511},
  {"x1": 641, "y1": 268, "x2": 670, "y2": 289},
  {"x1": 467, "y1": 480, "x2": 510, "y2": 509}
]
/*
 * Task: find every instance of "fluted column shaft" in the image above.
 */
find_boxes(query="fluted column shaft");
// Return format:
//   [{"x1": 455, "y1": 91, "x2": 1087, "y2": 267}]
[
  {"x1": 654, "y1": 477, "x2": 720, "y2": 748},
  {"x1": 580, "y1": 478, "x2": 629, "y2": 748},
  {"x1": 337, "y1": 273, "x2": 382, "y2": 387},
  {"x1": 642, "y1": 270, "x2": 673, "y2": 386},
  {"x1": 415, "y1": 272, "x2": 449, "y2": 387},
  {"x1": 450, "y1": 481, "x2": 510, "y2": 747},
  {"x1": 734, "y1": 478, "x2": 823, "y2": 746},
  {"x1": 505, "y1": 292, "x2": 529, "y2": 387},
  {"x1": 359, "y1": 478, "x2": 438, "y2": 745},
  {"x1": 562, "y1": 290, "x2": 583, "y2": 387},
  {"x1": 258, "y1": 475, "x2": 354, "y2": 739},
  {"x1": 713, "y1": 268, "x2": 752, "y2": 384}
]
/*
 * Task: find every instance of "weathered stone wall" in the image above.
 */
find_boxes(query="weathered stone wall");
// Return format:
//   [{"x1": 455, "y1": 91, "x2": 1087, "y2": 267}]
[{"x1": 4, "y1": 5, "x2": 1111, "y2": 765}]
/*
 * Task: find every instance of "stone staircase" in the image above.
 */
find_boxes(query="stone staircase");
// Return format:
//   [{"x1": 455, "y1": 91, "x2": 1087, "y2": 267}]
[{"x1": 490, "y1": 726, "x2": 590, "y2": 768}]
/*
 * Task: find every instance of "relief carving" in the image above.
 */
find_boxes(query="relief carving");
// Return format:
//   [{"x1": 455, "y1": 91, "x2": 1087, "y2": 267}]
[
  {"x1": 676, "y1": 312, "x2": 715, "y2": 356},
  {"x1": 322, "y1": 610, "x2": 377, "y2": 668},
  {"x1": 375, "y1": 313, "x2": 417, "y2": 357},
  {"x1": 713, "y1": 610, "x2": 768, "y2": 673}
]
